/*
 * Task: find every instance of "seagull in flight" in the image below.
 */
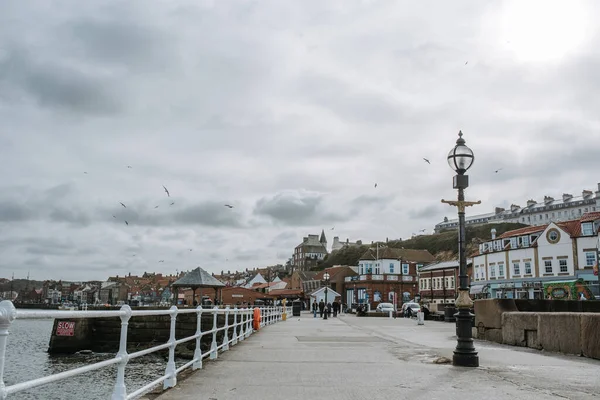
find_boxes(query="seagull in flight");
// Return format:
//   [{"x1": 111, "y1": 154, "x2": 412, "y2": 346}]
[
  {"x1": 224, "y1": 204, "x2": 234, "y2": 209},
  {"x1": 420, "y1": 229, "x2": 426, "y2": 233},
  {"x1": 374, "y1": 183, "x2": 378, "y2": 188},
  {"x1": 158, "y1": 260, "x2": 165, "y2": 263},
  {"x1": 163, "y1": 185, "x2": 170, "y2": 197},
  {"x1": 331, "y1": 227, "x2": 335, "y2": 230},
  {"x1": 83, "y1": 172, "x2": 88, "y2": 174},
  {"x1": 120, "y1": 202, "x2": 126, "y2": 208},
  {"x1": 127, "y1": 166, "x2": 132, "y2": 169},
  {"x1": 154, "y1": 205, "x2": 159, "y2": 209},
  {"x1": 423, "y1": 158, "x2": 430, "y2": 164},
  {"x1": 170, "y1": 202, "x2": 175, "y2": 206},
  {"x1": 124, "y1": 221, "x2": 129, "y2": 226},
  {"x1": 494, "y1": 168, "x2": 503, "y2": 173},
  {"x1": 112, "y1": 215, "x2": 116, "y2": 218},
  {"x1": 465, "y1": 61, "x2": 468, "y2": 65}
]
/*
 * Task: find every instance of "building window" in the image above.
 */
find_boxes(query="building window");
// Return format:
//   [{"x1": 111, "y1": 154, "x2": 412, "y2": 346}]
[
  {"x1": 585, "y1": 252, "x2": 596, "y2": 266},
  {"x1": 375, "y1": 264, "x2": 380, "y2": 274},
  {"x1": 524, "y1": 262, "x2": 532, "y2": 275},
  {"x1": 490, "y1": 265, "x2": 496, "y2": 278},
  {"x1": 559, "y1": 259, "x2": 568, "y2": 273},
  {"x1": 389, "y1": 263, "x2": 394, "y2": 273},
  {"x1": 522, "y1": 236, "x2": 530, "y2": 247},
  {"x1": 513, "y1": 263, "x2": 520, "y2": 276},
  {"x1": 544, "y1": 260, "x2": 553, "y2": 274},
  {"x1": 510, "y1": 238, "x2": 518, "y2": 248},
  {"x1": 498, "y1": 263, "x2": 505, "y2": 277},
  {"x1": 402, "y1": 263, "x2": 409, "y2": 275},
  {"x1": 582, "y1": 223, "x2": 594, "y2": 236}
]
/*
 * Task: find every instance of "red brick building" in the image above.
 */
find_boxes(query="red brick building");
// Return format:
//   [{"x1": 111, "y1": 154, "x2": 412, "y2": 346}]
[
  {"x1": 314, "y1": 266, "x2": 358, "y2": 304},
  {"x1": 343, "y1": 247, "x2": 435, "y2": 310},
  {"x1": 417, "y1": 260, "x2": 473, "y2": 310}
]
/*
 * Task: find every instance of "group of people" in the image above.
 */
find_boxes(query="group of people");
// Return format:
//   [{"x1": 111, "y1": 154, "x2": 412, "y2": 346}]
[{"x1": 311, "y1": 299, "x2": 343, "y2": 318}]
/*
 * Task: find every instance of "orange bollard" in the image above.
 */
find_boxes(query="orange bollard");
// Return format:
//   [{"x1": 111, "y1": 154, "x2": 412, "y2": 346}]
[{"x1": 253, "y1": 307, "x2": 261, "y2": 331}]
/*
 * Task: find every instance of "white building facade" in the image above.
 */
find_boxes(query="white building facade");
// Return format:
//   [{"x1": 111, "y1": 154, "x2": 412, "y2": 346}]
[
  {"x1": 471, "y1": 212, "x2": 600, "y2": 299},
  {"x1": 435, "y1": 183, "x2": 600, "y2": 232}
]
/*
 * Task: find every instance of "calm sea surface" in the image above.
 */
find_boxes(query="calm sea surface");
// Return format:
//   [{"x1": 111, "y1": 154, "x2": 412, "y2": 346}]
[{"x1": 5, "y1": 316, "x2": 180, "y2": 400}]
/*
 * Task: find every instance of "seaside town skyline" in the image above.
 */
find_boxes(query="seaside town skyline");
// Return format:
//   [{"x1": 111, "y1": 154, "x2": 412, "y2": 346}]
[{"x1": 2, "y1": 1, "x2": 600, "y2": 281}]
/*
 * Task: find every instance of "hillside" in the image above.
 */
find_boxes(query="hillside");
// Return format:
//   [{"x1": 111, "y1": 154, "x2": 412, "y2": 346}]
[
  {"x1": 0, "y1": 279, "x2": 45, "y2": 292},
  {"x1": 319, "y1": 222, "x2": 528, "y2": 268}
]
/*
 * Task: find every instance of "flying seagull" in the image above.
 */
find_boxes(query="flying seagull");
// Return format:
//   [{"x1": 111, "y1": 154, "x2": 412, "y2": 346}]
[
  {"x1": 374, "y1": 183, "x2": 377, "y2": 188},
  {"x1": 494, "y1": 168, "x2": 503, "y2": 173},
  {"x1": 158, "y1": 260, "x2": 165, "y2": 263},
  {"x1": 331, "y1": 227, "x2": 335, "y2": 230},
  {"x1": 423, "y1": 158, "x2": 430, "y2": 164},
  {"x1": 189, "y1": 249, "x2": 193, "y2": 251},
  {"x1": 465, "y1": 61, "x2": 468, "y2": 65},
  {"x1": 224, "y1": 204, "x2": 234, "y2": 208},
  {"x1": 170, "y1": 202, "x2": 175, "y2": 206},
  {"x1": 120, "y1": 202, "x2": 126, "y2": 208},
  {"x1": 83, "y1": 172, "x2": 88, "y2": 174},
  {"x1": 163, "y1": 185, "x2": 170, "y2": 197},
  {"x1": 124, "y1": 221, "x2": 129, "y2": 226},
  {"x1": 127, "y1": 166, "x2": 132, "y2": 169},
  {"x1": 154, "y1": 205, "x2": 159, "y2": 209},
  {"x1": 112, "y1": 215, "x2": 116, "y2": 218}
]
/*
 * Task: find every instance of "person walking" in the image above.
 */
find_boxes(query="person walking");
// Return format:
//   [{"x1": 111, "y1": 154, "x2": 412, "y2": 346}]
[
  {"x1": 312, "y1": 300, "x2": 318, "y2": 318},
  {"x1": 318, "y1": 299, "x2": 325, "y2": 318},
  {"x1": 332, "y1": 300, "x2": 339, "y2": 317}
]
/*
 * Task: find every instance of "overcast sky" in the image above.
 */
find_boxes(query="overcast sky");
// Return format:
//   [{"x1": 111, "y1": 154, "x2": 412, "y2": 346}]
[{"x1": 1, "y1": 0, "x2": 599, "y2": 282}]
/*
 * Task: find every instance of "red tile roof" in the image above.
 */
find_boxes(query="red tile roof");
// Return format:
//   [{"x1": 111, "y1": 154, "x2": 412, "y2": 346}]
[
  {"x1": 498, "y1": 225, "x2": 547, "y2": 239},
  {"x1": 580, "y1": 211, "x2": 600, "y2": 222},
  {"x1": 314, "y1": 266, "x2": 356, "y2": 280}
]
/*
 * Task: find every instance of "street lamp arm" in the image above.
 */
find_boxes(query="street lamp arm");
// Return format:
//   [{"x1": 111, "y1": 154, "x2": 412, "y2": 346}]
[{"x1": 441, "y1": 199, "x2": 481, "y2": 213}]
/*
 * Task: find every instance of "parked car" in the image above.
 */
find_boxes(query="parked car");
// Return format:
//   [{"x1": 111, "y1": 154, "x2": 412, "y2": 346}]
[
  {"x1": 376, "y1": 302, "x2": 395, "y2": 313},
  {"x1": 401, "y1": 302, "x2": 421, "y2": 317}
]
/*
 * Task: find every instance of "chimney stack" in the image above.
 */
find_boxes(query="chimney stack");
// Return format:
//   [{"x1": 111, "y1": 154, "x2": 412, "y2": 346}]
[
  {"x1": 491, "y1": 228, "x2": 497, "y2": 240},
  {"x1": 544, "y1": 196, "x2": 554, "y2": 204},
  {"x1": 583, "y1": 190, "x2": 593, "y2": 198},
  {"x1": 510, "y1": 204, "x2": 521, "y2": 212},
  {"x1": 495, "y1": 207, "x2": 505, "y2": 214},
  {"x1": 562, "y1": 193, "x2": 573, "y2": 202},
  {"x1": 527, "y1": 199, "x2": 536, "y2": 207}
]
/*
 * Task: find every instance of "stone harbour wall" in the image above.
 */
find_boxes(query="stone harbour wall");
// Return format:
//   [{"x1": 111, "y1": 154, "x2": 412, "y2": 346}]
[
  {"x1": 501, "y1": 312, "x2": 600, "y2": 360},
  {"x1": 48, "y1": 312, "x2": 246, "y2": 358}
]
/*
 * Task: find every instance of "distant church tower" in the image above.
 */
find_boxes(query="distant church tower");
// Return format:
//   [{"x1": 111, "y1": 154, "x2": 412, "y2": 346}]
[{"x1": 319, "y1": 229, "x2": 328, "y2": 252}]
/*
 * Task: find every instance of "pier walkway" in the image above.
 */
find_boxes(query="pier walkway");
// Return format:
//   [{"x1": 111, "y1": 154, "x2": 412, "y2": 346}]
[{"x1": 152, "y1": 313, "x2": 600, "y2": 400}]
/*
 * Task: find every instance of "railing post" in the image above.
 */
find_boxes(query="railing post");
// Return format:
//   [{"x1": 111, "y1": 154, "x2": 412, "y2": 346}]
[
  {"x1": 232, "y1": 307, "x2": 238, "y2": 346},
  {"x1": 193, "y1": 306, "x2": 203, "y2": 370},
  {"x1": 223, "y1": 306, "x2": 230, "y2": 351},
  {"x1": 238, "y1": 309, "x2": 245, "y2": 342},
  {"x1": 163, "y1": 306, "x2": 178, "y2": 389},
  {"x1": 246, "y1": 309, "x2": 252, "y2": 338},
  {"x1": 210, "y1": 306, "x2": 218, "y2": 360},
  {"x1": 111, "y1": 304, "x2": 132, "y2": 400},
  {"x1": 0, "y1": 301, "x2": 16, "y2": 400}
]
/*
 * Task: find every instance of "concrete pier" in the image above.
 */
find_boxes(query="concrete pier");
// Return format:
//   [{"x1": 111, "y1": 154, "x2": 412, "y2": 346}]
[{"x1": 152, "y1": 313, "x2": 600, "y2": 400}]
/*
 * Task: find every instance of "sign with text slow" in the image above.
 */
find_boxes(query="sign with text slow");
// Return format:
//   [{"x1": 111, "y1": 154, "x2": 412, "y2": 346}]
[{"x1": 56, "y1": 321, "x2": 75, "y2": 336}]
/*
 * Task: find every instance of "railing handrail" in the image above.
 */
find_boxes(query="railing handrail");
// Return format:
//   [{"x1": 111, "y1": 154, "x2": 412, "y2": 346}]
[{"x1": 0, "y1": 301, "x2": 292, "y2": 400}]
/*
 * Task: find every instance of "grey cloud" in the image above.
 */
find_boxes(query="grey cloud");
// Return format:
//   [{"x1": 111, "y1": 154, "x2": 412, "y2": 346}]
[
  {"x1": 49, "y1": 208, "x2": 92, "y2": 227},
  {"x1": 0, "y1": 201, "x2": 37, "y2": 222},
  {"x1": 0, "y1": 48, "x2": 122, "y2": 115},
  {"x1": 409, "y1": 204, "x2": 445, "y2": 220},
  {"x1": 254, "y1": 191, "x2": 323, "y2": 225},
  {"x1": 64, "y1": 19, "x2": 175, "y2": 70}
]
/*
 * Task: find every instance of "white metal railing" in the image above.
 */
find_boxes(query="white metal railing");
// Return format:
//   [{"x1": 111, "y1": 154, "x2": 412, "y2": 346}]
[{"x1": 0, "y1": 301, "x2": 292, "y2": 400}]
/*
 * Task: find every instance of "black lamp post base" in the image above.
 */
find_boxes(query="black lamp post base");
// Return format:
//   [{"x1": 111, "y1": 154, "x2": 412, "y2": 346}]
[{"x1": 452, "y1": 307, "x2": 479, "y2": 367}]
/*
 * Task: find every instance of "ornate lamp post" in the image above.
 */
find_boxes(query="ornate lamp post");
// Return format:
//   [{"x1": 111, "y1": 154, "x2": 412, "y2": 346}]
[
  {"x1": 442, "y1": 131, "x2": 480, "y2": 368},
  {"x1": 323, "y1": 272, "x2": 330, "y2": 320}
]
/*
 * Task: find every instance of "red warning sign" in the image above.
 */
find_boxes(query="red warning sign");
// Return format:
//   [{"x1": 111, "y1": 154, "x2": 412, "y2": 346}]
[{"x1": 56, "y1": 321, "x2": 75, "y2": 336}]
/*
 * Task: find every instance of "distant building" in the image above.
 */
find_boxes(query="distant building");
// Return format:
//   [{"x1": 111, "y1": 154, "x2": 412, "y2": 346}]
[
  {"x1": 435, "y1": 183, "x2": 600, "y2": 233},
  {"x1": 331, "y1": 237, "x2": 363, "y2": 252},
  {"x1": 292, "y1": 230, "x2": 329, "y2": 271},
  {"x1": 417, "y1": 260, "x2": 473, "y2": 307},
  {"x1": 344, "y1": 247, "x2": 436, "y2": 310}
]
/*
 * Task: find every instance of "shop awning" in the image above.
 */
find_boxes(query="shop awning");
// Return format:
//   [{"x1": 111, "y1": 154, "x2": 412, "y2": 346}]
[{"x1": 470, "y1": 284, "x2": 488, "y2": 295}]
